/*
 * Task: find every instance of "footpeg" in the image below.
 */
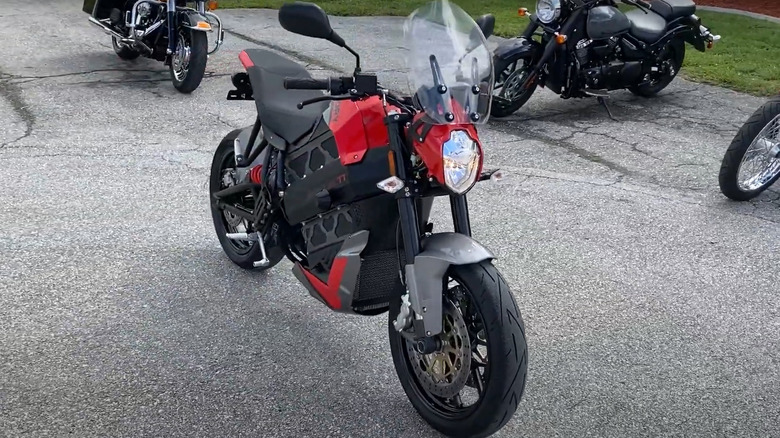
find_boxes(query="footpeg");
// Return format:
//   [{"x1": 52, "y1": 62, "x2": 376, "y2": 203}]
[{"x1": 226, "y1": 232, "x2": 270, "y2": 267}]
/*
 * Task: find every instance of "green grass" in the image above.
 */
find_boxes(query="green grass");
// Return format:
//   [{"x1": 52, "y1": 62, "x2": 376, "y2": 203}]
[{"x1": 218, "y1": 0, "x2": 780, "y2": 96}]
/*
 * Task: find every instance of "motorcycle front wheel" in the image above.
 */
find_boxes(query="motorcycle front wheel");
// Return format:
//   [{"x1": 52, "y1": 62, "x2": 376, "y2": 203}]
[
  {"x1": 170, "y1": 28, "x2": 208, "y2": 93},
  {"x1": 491, "y1": 57, "x2": 537, "y2": 118},
  {"x1": 719, "y1": 99, "x2": 780, "y2": 201},
  {"x1": 388, "y1": 261, "x2": 528, "y2": 438}
]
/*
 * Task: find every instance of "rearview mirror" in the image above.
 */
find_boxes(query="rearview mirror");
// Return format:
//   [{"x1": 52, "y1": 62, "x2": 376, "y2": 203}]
[
  {"x1": 475, "y1": 14, "x2": 495, "y2": 39},
  {"x1": 278, "y1": 2, "x2": 346, "y2": 47}
]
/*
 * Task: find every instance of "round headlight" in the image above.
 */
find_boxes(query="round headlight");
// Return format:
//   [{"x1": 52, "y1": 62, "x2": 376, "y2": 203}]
[
  {"x1": 442, "y1": 130, "x2": 481, "y2": 194},
  {"x1": 536, "y1": 0, "x2": 561, "y2": 24}
]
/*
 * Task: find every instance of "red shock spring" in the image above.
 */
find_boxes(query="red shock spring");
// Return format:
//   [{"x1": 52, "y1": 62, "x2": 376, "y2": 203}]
[{"x1": 249, "y1": 165, "x2": 263, "y2": 184}]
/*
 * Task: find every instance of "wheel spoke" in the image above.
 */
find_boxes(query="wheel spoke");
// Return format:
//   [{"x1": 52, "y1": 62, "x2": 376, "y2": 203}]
[{"x1": 470, "y1": 367, "x2": 485, "y2": 396}]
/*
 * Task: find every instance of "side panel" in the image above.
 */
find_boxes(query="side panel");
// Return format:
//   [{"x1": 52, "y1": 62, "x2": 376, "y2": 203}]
[
  {"x1": 292, "y1": 230, "x2": 369, "y2": 312},
  {"x1": 587, "y1": 6, "x2": 631, "y2": 40},
  {"x1": 329, "y1": 97, "x2": 399, "y2": 165}
]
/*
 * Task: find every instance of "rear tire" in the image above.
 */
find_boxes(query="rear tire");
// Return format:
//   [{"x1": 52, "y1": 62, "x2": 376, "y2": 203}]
[
  {"x1": 388, "y1": 261, "x2": 527, "y2": 438},
  {"x1": 171, "y1": 28, "x2": 208, "y2": 93},
  {"x1": 209, "y1": 130, "x2": 284, "y2": 270},
  {"x1": 112, "y1": 37, "x2": 140, "y2": 60},
  {"x1": 719, "y1": 99, "x2": 780, "y2": 201},
  {"x1": 629, "y1": 38, "x2": 685, "y2": 97}
]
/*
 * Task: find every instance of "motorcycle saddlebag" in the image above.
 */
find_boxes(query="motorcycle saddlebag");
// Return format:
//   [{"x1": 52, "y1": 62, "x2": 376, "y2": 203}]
[
  {"x1": 82, "y1": 0, "x2": 96, "y2": 14},
  {"x1": 83, "y1": 0, "x2": 122, "y2": 19}
]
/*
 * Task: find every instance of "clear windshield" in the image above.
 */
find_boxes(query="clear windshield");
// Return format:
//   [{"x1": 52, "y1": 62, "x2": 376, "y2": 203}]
[{"x1": 403, "y1": 0, "x2": 494, "y2": 125}]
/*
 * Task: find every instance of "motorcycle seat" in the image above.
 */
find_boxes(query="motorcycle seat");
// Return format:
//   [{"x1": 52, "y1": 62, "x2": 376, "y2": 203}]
[
  {"x1": 648, "y1": 0, "x2": 696, "y2": 21},
  {"x1": 626, "y1": 9, "x2": 667, "y2": 43},
  {"x1": 242, "y1": 49, "x2": 329, "y2": 144}
]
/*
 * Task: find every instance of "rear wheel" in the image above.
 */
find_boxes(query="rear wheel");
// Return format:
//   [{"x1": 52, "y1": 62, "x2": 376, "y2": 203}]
[
  {"x1": 209, "y1": 131, "x2": 284, "y2": 270},
  {"x1": 389, "y1": 261, "x2": 527, "y2": 438},
  {"x1": 112, "y1": 36, "x2": 140, "y2": 60},
  {"x1": 719, "y1": 99, "x2": 780, "y2": 201},
  {"x1": 170, "y1": 28, "x2": 208, "y2": 93},
  {"x1": 491, "y1": 57, "x2": 537, "y2": 118},
  {"x1": 629, "y1": 38, "x2": 685, "y2": 97}
]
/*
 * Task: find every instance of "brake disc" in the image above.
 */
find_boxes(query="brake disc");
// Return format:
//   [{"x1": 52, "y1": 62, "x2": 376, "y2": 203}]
[{"x1": 406, "y1": 299, "x2": 472, "y2": 399}]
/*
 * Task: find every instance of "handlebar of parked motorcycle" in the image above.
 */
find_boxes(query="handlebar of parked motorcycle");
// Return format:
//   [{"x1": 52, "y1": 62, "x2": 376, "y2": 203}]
[{"x1": 283, "y1": 77, "x2": 357, "y2": 95}]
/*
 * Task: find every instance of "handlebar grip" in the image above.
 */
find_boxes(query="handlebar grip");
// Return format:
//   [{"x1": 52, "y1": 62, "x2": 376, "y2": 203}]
[{"x1": 283, "y1": 78, "x2": 329, "y2": 90}]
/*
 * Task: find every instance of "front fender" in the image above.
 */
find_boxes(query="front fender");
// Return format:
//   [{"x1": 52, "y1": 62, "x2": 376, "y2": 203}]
[
  {"x1": 405, "y1": 232, "x2": 494, "y2": 336},
  {"x1": 494, "y1": 36, "x2": 541, "y2": 63},
  {"x1": 178, "y1": 10, "x2": 212, "y2": 31}
]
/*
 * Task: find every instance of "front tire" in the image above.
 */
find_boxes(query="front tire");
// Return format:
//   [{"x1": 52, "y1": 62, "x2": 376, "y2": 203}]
[
  {"x1": 389, "y1": 261, "x2": 528, "y2": 438},
  {"x1": 629, "y1": 38, "x2": 685, "y2": 97},
  {"x1": 170, "y1": 28, "x2": 208, "y2": 93},
  {"x1": 209, "y1": 130, "x2": 284, "y2": 270},
  {"x1": 719, "y1": 99, "x2": 780, "y2": 201},
  {"x1": 491, "y1": 57, "x2": 537, "y2": 118}
]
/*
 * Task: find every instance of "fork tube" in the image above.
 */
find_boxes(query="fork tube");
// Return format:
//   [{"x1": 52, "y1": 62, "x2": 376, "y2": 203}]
[
  {"x1": 386, "y1": 115, "x2": 420, "y2": 262},
  {"x1": 197, "y1": 0, "x2": 206, "y2": 13},
  {"x1": 166, "y1": 0, "x2": 176, "y2": 54},
  {"x1": 450, "y1": 194, "x2": 471, "y2": 237}
]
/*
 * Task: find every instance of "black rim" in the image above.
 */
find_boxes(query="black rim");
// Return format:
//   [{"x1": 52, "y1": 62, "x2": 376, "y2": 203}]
[
  {"x1": 400, "y1": 277, "x2": 490, "y2": 418},
  {"x1": 494, "y1": 60, "x2": 533, "y2": 107},
  {"x1": 213, "y1": 151, "x2": 255, "y2": 254}
]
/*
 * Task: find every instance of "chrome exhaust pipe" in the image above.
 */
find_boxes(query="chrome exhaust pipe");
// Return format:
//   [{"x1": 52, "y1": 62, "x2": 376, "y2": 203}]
[{"x1": 88, "y1": 17, "x2": 153, "y2": 54}]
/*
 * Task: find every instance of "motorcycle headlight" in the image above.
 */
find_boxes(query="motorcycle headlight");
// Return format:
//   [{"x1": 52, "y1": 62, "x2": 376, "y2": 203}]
[
  {"x1": 442, "y1": 130, "x2": 481, "y2": 194},
  {"x1": 536, "y1": 0, "x2": 561, "y2": 24}
]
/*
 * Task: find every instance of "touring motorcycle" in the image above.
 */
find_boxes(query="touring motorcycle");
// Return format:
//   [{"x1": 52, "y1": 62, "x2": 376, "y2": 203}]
[
  {"x1": 491, "y1": 0, "x2": 720, "y2": 117},
  {"x1": 83, "y1": 0, "x2": 224, "y2": 93},
  {"x1": 719, "y1": 97, "x2": 780, "y2": 201},
  {"x1": 209, "y1": 1, "x2": 526, "y2": 436}
]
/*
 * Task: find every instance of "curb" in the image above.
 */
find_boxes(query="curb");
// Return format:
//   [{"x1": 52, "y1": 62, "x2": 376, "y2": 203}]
[{"x1": 697, "y1": 6, "x2": 780, "y2": 24}]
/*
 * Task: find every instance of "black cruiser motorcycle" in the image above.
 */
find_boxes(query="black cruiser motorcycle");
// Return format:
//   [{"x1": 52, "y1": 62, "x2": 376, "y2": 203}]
[
  {"x1": 491, "y1": 0, "x2": 720, "y2": 117},
  {"x1": 209, "y1": 1, "x2": 526, "y2": 436},
  {"x1": 719, "y1": 97, "x2": 780, "y2": 201},
  {"x1": 83, "y1": 0, "x2": 224, "y2": 93}
]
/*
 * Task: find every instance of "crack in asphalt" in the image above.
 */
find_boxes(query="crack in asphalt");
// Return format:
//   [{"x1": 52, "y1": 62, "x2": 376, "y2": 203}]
[
  {"x1": 0, "y1": 68, "x2": 35, "y2": 149},
  {"x1": 4, "y1": 68, "x2": 168, "y2": 81}
]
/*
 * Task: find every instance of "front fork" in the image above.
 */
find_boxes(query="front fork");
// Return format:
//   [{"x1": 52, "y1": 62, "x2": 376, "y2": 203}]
[
  {"x1": 166, "y1": 0, "x2": 177, "y2": 54},
  {"x1": 386, "y1": 114, "x2": 474, "y2": 340}
]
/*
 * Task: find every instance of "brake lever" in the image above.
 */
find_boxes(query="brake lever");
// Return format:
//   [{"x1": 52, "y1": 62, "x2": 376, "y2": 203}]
[{"x1": 297, "y1": 95, "x2": 354, "y2": 109}]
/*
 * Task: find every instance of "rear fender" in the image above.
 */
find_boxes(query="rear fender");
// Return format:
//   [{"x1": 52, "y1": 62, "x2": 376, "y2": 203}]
[
  {"x1": 680, "y1": 15, "x2": 706, "y2": 52},
  {"x1": 405, "y1": 233, "x2": 494, "y2": 336},
  {"x1": 178, "y1": 10, "x2": 212, "y2": 32}
]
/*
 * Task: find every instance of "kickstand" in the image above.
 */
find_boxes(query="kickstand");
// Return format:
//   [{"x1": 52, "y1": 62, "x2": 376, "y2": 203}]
[{"x1": 598, "y1": 96, "x2": 618, "y2": 122}]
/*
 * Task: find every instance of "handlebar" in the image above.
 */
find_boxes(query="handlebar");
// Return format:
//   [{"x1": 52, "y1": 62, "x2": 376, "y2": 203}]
[{"x1": 283, "y1": 78, "x2": 331, "y2": 91}]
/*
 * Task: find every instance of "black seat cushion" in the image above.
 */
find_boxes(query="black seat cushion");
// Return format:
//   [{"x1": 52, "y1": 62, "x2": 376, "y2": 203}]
[
  {"x1": 626, "y1": 10, "x2": 667, "y2": 43},
  {"x1": 243, "y1": 49, "x2": 328, "y2": 144},
  {"x1": 648, "y1": 0, "x2": 696, "y2": 20}
]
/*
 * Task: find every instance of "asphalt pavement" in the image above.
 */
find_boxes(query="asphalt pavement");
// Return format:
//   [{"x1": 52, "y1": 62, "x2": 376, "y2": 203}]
[{"x1": 1, "y1": 1, "x2": 779, "y2": 437}]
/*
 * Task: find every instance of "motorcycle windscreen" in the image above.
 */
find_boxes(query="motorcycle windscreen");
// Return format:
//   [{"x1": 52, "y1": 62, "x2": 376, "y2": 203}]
[{"x1": 403, "y1": 0, "x2": 494, "y2": 125}]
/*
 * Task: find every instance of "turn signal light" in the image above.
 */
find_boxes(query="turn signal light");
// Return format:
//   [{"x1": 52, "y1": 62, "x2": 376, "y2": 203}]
[
  {"x1": 555, "y1": 33, "x2": 568, "y2": 45},
  {"x1": 377, "y1": 176, "x2": 405, "y2": 194},
  {"x1": 195, "y1": 21, "x2": 212, "y2": 30},
  {"x1": 518, "y1": 8, "x2": 529, "y2": 17},
  {"x1": 207, "y1": 0, "x2": 218, "y2": 10}
]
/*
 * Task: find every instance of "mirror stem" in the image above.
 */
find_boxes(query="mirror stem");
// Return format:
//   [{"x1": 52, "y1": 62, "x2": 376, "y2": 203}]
[{"x1": 344, "y1": 45, "x2": 361, "y2": 74}]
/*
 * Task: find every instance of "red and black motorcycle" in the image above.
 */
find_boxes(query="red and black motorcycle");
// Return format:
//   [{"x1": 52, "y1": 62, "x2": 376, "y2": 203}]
[{"x1": 209, "y1": 1, "x2": 527, "y2": 436}]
